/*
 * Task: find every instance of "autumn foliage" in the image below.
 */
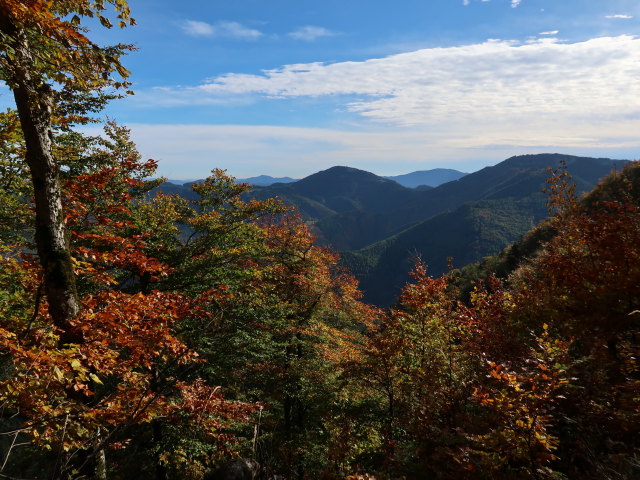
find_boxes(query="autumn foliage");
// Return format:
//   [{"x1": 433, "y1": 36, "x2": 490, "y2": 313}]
[
  {"x1": 0, "y1": 114, "x2": 382, "y2": 478},
  {"x1": 331, "y1": 161, "x2": 640, "y2": 479},
  {"x1": 1, "y1": 4, "x2": 639, "y2": 475}
]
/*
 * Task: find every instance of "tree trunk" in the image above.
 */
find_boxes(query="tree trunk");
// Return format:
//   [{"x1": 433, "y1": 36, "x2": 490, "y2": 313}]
[
  {"x1": 95, "y1": 447, "x2": 108, "y2": 480},
  {"x1": 0, "y1": 12, "x2": 81, "y2": 332}
]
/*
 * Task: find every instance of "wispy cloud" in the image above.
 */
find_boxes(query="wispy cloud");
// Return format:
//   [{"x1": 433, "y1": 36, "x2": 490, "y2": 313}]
[
  {"x1": 182, "y1": 20, "x2": 214, "y2": 37},
  {"x1": 605, "y1": 14, "x2": 633, "y2": 19},
  {"x1": 539, "y1": 30, "x2": 559, "y2": 35},
  {"x1": 181, "y1": 20, "x2": 263, "y2": 40},
  {"x1": 511, "y1": 0, "x2": 522, "y2": 7},
  {"x1": 288, "y1": 26, "x2": 336, "y2": 41},
  {"x1": 218, "y1": 21, "x2": 263, "y2": 40}
]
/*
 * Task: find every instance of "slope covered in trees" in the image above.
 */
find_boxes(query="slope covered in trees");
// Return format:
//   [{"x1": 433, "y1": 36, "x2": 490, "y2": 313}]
[
  {"x1": 155, "y1": 155, "x2": 624, "y2": 264},
  {"x1": 337, "y1": 161, "x2": 640, "y2": 479}
]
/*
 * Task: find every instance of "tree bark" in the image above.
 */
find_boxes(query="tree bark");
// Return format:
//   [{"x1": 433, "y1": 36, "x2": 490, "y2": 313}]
[
  {"x1": 95, "y1": 428, "x2": 108, "y2": 480},
  {"x1": 0, "y1": 11, "x2": 81, "y2": 332}
]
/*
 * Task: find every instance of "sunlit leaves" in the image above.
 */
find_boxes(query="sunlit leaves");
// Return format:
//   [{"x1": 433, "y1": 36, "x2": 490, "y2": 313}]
[
  {"x1": 0, "y1": 126, "x2": 258, "y2": 476},
  {"x1": 0, "y1": 0, "x2": 135, "y2": 96},
  {"x1": 468, "y1": 326, "x2": 570, "y2": 479}
]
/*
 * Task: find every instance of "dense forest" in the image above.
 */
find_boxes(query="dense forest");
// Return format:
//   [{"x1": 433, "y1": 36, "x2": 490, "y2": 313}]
[{"x1": 0, "y1": 2, "x2": 638, "y2": 480}]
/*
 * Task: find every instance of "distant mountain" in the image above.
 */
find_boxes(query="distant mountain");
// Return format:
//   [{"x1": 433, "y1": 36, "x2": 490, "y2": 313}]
[
  {"x1": 454, "y1": 160, "x2": 640, "y2": 301},
  {"x1": 151, "y1": 181, "x2": 198, "y2": 201},
  {"x1": 236, "y1": 175, "x2": 297, "y2": 186},
  {"x1": 343, "y1": 195, "x2": 548, "y2": 306},
  {"x1": 166, "y1": 179, "x2": 198, "y2": 185},
  {"x1": 151, "y1": 175, "x2": 296, "y2": 199},
  {"x1": 384, "y1": 168, "x2": 467, "y2": 188},
  {"x1": 324, "y1": 154, "x2": 627, "y2": 250},
  {"x1": 342, "y1": 154, "x2": 627, "y2": 305},
  {"x1": 248, "y1": 166, "x2": 422, "y2": 250}
]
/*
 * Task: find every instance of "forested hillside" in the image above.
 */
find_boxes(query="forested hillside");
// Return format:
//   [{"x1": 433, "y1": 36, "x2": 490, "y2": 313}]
[
  {"x1": 158, "y1": 155, "x2": 627, "y2": 306},
  {"x1": 344, "y1": 154, "x2": 627, "y2": 305},
  {"x1": 1, "y1": 2, "x2": 638, "y2": 480}
]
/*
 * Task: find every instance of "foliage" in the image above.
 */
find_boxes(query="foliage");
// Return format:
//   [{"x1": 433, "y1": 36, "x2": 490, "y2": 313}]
[
  {"x1": 506, "y1": 162, "x2": 640, "y2": 478},
  {"x1": 1, "y1": 4, "x2": 639, "y2": 476},
  {"x1": 346, "y1": 263, "x2": 480, "y2": 478},
  {"x1": 0, "y1": 123, "x2": 260, "y2": 479},
  {"x1": 469, "y1": 325, "x2": 570, "y2": 480},
  {"x1": 0, "y1": 111, "x2": 32, "y2": 252},
  {"x1": 336, "y1": 162, "x2": 640, "y2": 480},
  {"x1": 155, "y1": 176, "x2": 379, "y2": 478},
  {"x1": 0, "y1": 0, "x2": 135, "y2": 103}
]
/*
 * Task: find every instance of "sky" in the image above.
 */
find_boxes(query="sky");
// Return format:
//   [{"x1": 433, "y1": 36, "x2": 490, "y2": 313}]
[{"x1": 4, "y1": 0, "x2": 640, "y2": 179}]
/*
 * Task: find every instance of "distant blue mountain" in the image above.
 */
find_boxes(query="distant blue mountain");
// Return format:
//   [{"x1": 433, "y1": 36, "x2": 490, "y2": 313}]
[
  {"x1": 166, "y1": 175, "x2": 297, "y2": 187},
  {"x1": 237, "y1": 175, "x2": 298, "y2": 186},
  {"x1": 385, "y1": 168, "x2": 467, "y2": 188},
  {"x1": 166, "y1": 179, "x2": 198, "y2": 185}
]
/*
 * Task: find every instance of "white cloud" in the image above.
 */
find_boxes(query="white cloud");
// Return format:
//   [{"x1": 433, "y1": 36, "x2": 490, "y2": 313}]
[
  {"x1": 162, "y1": 35, "x2": 640, "y2": 126},
  {"x1": 217, "y1": 21, "x2": 263, "y2": 40},
  {"x1": 182, "y1": 20, "x2": 214, "y2": 37},
  {"x1": 605, "y1": 14, "x2": 633, "y2": 19},
  {"x1": 181, "y1": 20, "x2": 262, "y2": 40},
  {"x1": 289, "y1": 26, "x2": 336, "y2": 41},
  {"x1": 511, "y1": 0, "x2": 521, "y2": 7},
  {"x1": 539, "y1": 30, "x2": 559, "y2": 35}
]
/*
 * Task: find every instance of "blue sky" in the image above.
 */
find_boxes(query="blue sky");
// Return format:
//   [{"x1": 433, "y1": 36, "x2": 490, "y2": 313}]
[{"x1": 4, "y1": 0, "x2": 640, "y2": 179}]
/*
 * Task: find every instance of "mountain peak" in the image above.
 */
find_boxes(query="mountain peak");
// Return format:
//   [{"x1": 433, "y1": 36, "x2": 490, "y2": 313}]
[{"x1": 296, "y1": 166, "x2": 401, "y2": 190}]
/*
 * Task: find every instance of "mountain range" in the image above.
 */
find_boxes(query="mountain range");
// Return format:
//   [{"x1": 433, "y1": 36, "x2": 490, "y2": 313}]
[
  {"x1": 154, "y1": 154, "x2": 627, "y2": 305},
  {"x1": 167, "y1": 168, "x2": 467, "y2": 189}
]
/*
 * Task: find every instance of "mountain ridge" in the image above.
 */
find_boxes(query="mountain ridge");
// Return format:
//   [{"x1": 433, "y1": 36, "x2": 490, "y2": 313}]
[
  {"x1": 342, "y1": 154, "x2": 628, "y2": 304},
  {"x1": 152, "y1": 153, "x2": 629, "y2": 305}
]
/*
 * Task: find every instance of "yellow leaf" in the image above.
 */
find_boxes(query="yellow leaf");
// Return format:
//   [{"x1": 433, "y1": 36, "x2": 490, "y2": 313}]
[
  {"x1": 53, "y1": 366, "x2": 64, "y2": 382},
  {"x1": 69, "y1": 359, "x2": 82, "y2": 370}
]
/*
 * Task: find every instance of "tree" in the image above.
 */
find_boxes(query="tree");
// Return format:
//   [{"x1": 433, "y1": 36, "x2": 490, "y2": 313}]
[
  {"x1": 0, "y1": 122, "x2": 261, "y2": 479},
  {"x1": 0, "y1": 0, "x2": 134, "y2": 330},
  {"x1": 470, "y1": 326, "x2": 570, "y2": 480},
  {"x1": 507, "y1": 162, "x2": 640, "y2": 477},
  {"x1": 352, "y1": 263, "x2": 480, "y2": 478},
  {"x1": 150, "y1": 175, "x2": 378, "y2": 478}
]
